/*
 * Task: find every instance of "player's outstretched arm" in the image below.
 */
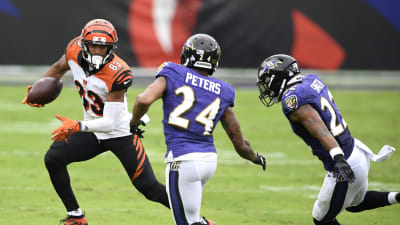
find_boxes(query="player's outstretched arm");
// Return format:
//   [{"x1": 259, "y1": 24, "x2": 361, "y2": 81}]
[
  {"x1": 289, "y1": 104, "x2": 355, "y2": 182},
  {"x1": 221, "y1": 107, "x2": 266, "y2": 170},
  {"x1": 79, "y1": 89, "x2": 126, "y2": 133},
  {"x1": 51, "y1": 89, "x2": 127, "y2": 142},
  {"x1": 23, "y1": 55, "x2": 69, "y2": 107},
  {"x1": 130, "y1": 76, "x2": 166, "y2": 126}
]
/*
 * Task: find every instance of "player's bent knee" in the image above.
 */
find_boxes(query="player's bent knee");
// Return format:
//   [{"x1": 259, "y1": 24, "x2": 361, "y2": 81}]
[
  {"x1": 136, "y1": 180, "x2": 168, "y2": 206},
  {"x1": 44, "y1": 148, "x2": 66, "y2": 168},
  {"x1": 140, "y1": 182, "x2": 163, "y2": 199},
  {"x1": 312, "y1": 204, "x2": 324, "y2": 221},
  {"x1": 312, "y1": 198, "x2": 331, "y2": 222}
]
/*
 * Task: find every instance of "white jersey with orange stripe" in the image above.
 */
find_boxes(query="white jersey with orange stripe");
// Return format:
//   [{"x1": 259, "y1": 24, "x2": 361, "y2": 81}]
[{"x1": 65, "y1": 37, "x2": 133, "y2": 140}]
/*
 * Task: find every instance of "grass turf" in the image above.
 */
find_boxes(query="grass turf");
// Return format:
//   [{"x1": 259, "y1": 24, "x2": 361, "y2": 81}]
[{"x1": 0, "y1": 85, "x2": 399, "y2": 225}]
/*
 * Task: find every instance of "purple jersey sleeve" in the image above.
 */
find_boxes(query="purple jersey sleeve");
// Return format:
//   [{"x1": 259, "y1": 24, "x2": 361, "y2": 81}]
[
  {"x1": 281, "y1": 74, "x2": 354, "y2": 171},
  {"x1": 156, "y1": 62, "x2": 235, "y2": 158}
]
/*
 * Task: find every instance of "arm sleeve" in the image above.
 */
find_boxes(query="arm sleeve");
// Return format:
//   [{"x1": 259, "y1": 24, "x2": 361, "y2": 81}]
[{"x1": 80, "y1": 101, "x2": 123, "y2": 133}]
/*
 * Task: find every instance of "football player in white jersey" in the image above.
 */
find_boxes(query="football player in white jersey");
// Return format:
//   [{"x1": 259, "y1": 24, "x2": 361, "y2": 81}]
[{"x1": 23, "y1": 19, "x2": 169, "y2": 225}]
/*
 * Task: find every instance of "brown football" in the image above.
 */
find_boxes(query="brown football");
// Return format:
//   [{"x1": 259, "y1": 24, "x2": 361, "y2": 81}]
[{"x1": 27, "y1": 77, "x2": 63, "y2": 104}]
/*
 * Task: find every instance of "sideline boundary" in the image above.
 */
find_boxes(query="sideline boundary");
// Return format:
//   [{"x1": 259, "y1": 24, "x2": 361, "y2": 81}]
[{"x1": 1, "y1": 65, "x2": 399, "y2": 90}]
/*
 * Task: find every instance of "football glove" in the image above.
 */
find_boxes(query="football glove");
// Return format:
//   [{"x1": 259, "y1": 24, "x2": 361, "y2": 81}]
[
  {"x1": 333, "y1": 154, "x2": 355, "y2": 183},
  {"x1": 22, "y1": 85, "x2": 45, "y2": 107},
  {"x1": 254, "y1": 153, "x2": 266, "y2": 171},
  {"x1": 51, "y1": 114, "x2": 80, "y2": 142},
  {"x1": 130, "y1": 120, "x2": 146, "y2": 138}
]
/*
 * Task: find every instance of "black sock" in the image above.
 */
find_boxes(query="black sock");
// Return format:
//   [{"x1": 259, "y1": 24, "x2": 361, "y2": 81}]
[{"x1": 346, "y1": 191, "x2": 390, "y2": 212}]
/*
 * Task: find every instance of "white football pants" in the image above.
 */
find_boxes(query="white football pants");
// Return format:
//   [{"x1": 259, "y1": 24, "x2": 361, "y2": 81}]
[
  {"x1": 166, "y1": 160, "x2": 217, "y2": 225},
  {"x1": 312, "y1": 138, "x2": 375, "y2": 221}
]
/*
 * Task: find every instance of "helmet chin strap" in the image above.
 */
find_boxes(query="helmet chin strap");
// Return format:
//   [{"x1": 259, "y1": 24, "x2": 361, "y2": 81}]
[
  {"x1": 183, "y1": 58, "x2": 189, "y2": 66},
  {"x1": 287, "y1": 74, "x2": 304, "y2": 86}
]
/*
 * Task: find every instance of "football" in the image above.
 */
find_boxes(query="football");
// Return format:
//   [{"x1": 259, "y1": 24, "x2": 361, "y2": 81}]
[{"x1": 27, "y1": 77, "x2": 63, "y2": 104}]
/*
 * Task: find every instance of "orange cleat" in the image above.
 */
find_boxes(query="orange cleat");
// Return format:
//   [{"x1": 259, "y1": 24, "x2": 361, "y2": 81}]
[
  {"x1": 202, "y1": 216, "x2": 216, "y2": 225},
  {"x1": 59, "y1": 215, "x2": 88, "y2": 225}
]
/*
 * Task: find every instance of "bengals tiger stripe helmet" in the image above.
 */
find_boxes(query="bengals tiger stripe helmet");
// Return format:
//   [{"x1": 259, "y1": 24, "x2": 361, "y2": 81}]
[{"x1": 80, "y1": 19, "x2": 118, "y2": 69}]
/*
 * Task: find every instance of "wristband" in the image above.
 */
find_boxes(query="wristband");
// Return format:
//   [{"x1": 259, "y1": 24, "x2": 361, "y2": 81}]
[{"x1": 329, "y1": 147, "x2": 344, "y2": 159}]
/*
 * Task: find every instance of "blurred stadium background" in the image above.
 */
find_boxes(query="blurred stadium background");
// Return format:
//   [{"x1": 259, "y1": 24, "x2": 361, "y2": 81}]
[
  {"x1": 1, "y1": 0, "x2": 400, "y2": 70},
  {"x1": 1, "y1": 0, "x2": 399, "y2": 88},
  {"x1": 1, "y1": 0, "x2": 399, "y2": 225},
  {"x1": 0, "y1": 66, "x2": 400, "y2": 90}
]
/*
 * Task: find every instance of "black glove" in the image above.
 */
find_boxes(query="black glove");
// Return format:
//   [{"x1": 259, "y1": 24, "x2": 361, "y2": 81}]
[
  {"x1": 254, "y1": 153, "x2": 266, "y2": 171},
  {"x1": 333, "y1": 154, "x2": 355, "y2": 183},
  {"x1": 130, "y1": 120, "x2": 146, "y2": 138}
]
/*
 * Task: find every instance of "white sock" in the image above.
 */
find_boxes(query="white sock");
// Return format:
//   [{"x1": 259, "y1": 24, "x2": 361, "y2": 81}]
[
  {"x1": 387, "y1": 192, "x2": 398, "y2": 204},
  {"x1": 68, "y1": 208, "x2": 83, "y2": 217}
]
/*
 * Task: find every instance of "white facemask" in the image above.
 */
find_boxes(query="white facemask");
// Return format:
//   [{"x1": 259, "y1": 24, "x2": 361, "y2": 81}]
[{"x1": 90, "y1": 55, "x2": 104, "y2": 69}]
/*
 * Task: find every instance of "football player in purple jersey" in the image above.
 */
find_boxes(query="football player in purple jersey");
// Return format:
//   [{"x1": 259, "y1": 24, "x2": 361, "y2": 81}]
[
  {"x1": 130, "y1": 33, "x2": 266, "y2": 225},
  {"x1": 256, "y1": 54, "x2": 399, "y2": 225}
]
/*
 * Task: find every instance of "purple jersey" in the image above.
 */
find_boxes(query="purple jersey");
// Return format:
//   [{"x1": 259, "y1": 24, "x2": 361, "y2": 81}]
[
  {"x1": 156, "y1": 62, "x2": 235, "y2": 158},
  {"x1": 281, "y1": 74, "x2": 354, "y2": 171}
]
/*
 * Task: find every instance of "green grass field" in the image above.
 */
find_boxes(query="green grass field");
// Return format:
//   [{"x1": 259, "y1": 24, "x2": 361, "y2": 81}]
[{"x1": 0, "y1": 85, "x2": 399, "y2": 225}]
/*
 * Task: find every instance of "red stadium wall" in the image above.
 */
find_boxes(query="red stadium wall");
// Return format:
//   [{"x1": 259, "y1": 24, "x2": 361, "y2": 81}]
[{"x1": 1, "y1": 0, "x2": 399, "y2": 70}]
